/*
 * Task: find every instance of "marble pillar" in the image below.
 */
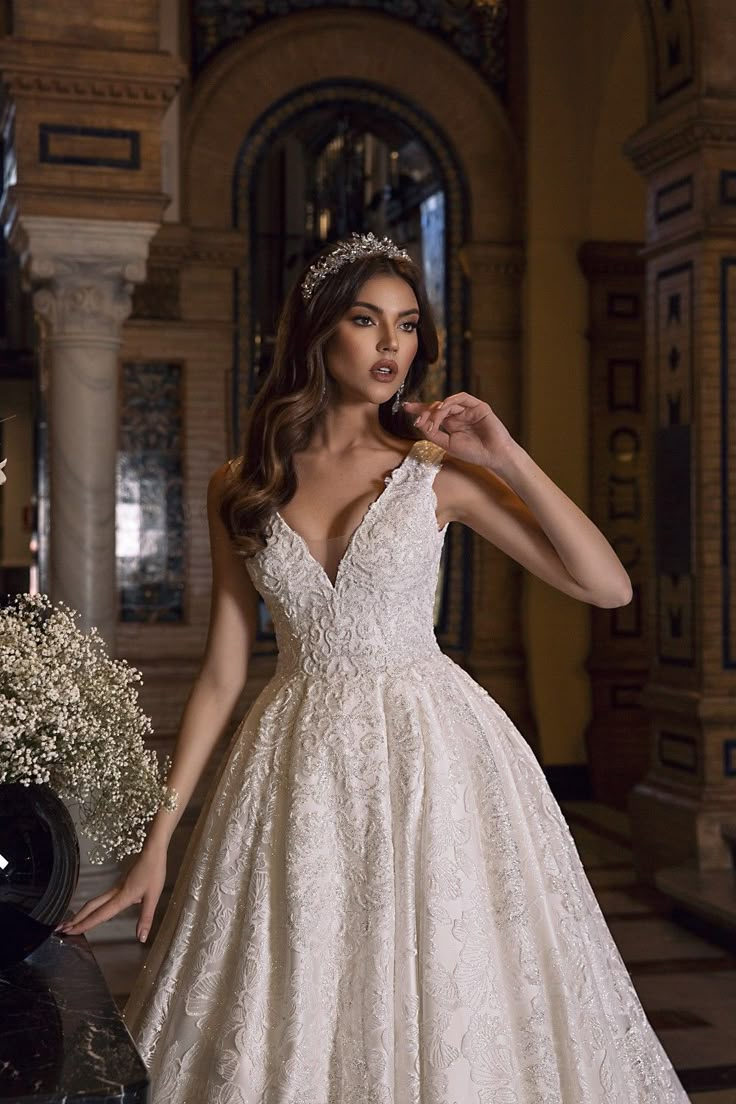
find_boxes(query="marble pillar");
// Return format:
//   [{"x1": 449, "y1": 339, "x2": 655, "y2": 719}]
[
  {"x1": 457, "y1": 241, "x2": 538, "y2": 749},
  {"x1": 12, "y1": 216, "x2": 158, "y2": 941},
  {"x1": 15, "y1": 216, "x2": 158, "y2": 650}
]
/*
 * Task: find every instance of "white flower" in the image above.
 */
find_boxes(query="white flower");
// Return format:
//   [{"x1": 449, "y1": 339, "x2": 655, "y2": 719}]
[
  {"x1": 0, "y1": 458, "x2": 6, "y2": 485},
  {"x1": 0, "y1": 593, "x2": 171, "y2": 863}
]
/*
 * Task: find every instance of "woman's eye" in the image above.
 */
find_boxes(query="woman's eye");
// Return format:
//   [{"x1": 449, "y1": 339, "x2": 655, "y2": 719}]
[{"x1": 350, "y1": 315, "x2": 418, "y2": 331}]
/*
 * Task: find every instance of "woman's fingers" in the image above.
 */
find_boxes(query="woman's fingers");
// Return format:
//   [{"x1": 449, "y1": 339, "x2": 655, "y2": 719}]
[
  {"x1": 404, "y1": 400, "x2": 445, "y2": 432},
  {"x1": 427, "y1": 400, "x2": 449, "y2": 429},
  {"x1": 137, "y1": 888, "x2": 162, "y2": 945},
  {"x1": 433, "y1": 403, "x2": 465, "y2": 422},
  {"x1": 404, "y1": 398, "x2": 472, "y2": 425},
  {"x1": 56, "y1": 887, "x2": 118, "y2": 931},
  {"x1": 60, "y1": 888, "x2": 136, "y2": 937},
  {"x1": 420, "y1": 404, "x2": 468, "y2": 434},
  {"x1": 439, "y1": 391, "x2": 481, "y2": 409},
  {"x1": 404, "y1": 395, "x2": 492, "y2": 440}
]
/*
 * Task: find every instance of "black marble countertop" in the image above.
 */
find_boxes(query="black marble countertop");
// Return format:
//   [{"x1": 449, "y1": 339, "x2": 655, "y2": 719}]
[{"x1": 0, "y1": 933, "x2": 148, "y2": 1103}]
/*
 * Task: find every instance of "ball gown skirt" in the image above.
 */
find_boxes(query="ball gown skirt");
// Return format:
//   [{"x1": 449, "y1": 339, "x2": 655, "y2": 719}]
[{"x1": 123, "y1": 441, "x2": 689, "y2": 1104}]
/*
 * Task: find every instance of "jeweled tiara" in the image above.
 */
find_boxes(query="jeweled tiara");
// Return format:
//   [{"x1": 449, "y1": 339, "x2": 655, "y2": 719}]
[{"x1": 301, "y1": 231, "x2": 410, "y2": 303}]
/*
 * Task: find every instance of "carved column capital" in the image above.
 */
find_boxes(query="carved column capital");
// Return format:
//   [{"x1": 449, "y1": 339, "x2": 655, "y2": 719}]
[
  {"x1": 33, "y1": 261, "x2": 134, "y2": 346},
  {"x1": 11, "y1": 215, "x2": 158, "y2": 345}
]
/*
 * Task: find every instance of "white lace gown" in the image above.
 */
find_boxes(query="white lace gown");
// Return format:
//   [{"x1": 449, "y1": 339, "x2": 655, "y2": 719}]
[{"x1": 124, "y1": 439, "x2": 689, "y2": 1104}]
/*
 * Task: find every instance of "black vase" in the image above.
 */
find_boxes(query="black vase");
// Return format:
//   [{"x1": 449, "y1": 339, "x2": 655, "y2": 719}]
[{"x1": 0, "y1": 783, "x2": 80, "y2": 969}]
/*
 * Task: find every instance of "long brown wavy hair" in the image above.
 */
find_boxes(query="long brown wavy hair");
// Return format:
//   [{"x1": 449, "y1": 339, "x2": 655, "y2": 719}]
[{"x1": 220, "y1": 242, "x2": 440, "y2": 557}]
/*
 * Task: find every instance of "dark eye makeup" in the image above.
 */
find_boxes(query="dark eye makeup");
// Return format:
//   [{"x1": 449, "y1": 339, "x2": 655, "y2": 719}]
[{"x1": 349, "y1": 314, "x2": 418, "y2": 330}]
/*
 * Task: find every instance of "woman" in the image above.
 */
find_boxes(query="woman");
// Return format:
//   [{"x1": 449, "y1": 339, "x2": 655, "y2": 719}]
[{"x1": 61, "y1": 232, "x2": 688, "y2": 1103}]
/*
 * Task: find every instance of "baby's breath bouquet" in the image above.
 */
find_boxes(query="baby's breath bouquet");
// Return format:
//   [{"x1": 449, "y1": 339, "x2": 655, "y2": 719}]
[{"x1": 0, "y1": 593, "x2": 174, "y2": 864}]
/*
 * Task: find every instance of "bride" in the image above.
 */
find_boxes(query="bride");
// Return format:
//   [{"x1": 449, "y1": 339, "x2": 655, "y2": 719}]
[{"x1": 60, "y1": 232, "x2": 687, "y2": 1103}]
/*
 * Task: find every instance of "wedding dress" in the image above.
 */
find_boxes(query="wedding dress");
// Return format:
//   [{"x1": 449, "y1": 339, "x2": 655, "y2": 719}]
[{"x1": 124, "y1": 438, "x2": 688, "y2": 1104}]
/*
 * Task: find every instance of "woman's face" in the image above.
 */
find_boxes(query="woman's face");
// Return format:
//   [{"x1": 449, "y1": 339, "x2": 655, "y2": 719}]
[{"x1": 324, "y1": 274, "x2": 420, "y2": 406}]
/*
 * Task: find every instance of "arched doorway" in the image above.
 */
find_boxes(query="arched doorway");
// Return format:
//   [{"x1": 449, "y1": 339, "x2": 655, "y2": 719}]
[{"x1": 238, "y1": 86, "x2": 461, "y2": 414}]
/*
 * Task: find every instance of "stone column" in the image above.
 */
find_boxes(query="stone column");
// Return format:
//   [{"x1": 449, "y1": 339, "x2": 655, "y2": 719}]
[
  {"x1": 15, "y1": 216, "x2": 158, "y2": 650},
  {"x1": 458, "y1": 241, "x2": 538, "y2": 749},
  {"x1": 13, "y1": 218, "x2": 158, "y2": 945},
  {"x1": 624, "y1": 97, "x2": 736, "y2": 878}
]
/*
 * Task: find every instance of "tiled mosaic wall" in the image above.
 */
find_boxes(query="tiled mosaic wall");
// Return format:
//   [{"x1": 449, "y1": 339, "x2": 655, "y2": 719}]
[{"x1": 116, "y1": 362, "x2": 185, "y2": 622}]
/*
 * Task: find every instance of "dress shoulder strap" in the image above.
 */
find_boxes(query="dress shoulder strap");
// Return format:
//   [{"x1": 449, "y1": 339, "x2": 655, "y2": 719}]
[{"x1": 409, "y1": 439, "x2": 446, "y2": 476}]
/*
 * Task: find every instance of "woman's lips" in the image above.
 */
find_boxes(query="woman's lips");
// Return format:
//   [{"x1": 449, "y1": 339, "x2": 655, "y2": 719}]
[{"x1": 370, "y1": 358, "x2": 398, "y2": 383}]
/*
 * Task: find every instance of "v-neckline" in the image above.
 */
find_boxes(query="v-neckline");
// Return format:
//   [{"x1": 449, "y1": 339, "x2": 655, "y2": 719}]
[{"x1": 274, "y1": 440, "x2": 420, "y2": 594}]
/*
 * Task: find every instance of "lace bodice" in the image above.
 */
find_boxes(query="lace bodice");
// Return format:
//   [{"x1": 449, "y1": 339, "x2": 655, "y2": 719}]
[{"x1": 243, "y1": 440, "x2": 448, "y2": 679}]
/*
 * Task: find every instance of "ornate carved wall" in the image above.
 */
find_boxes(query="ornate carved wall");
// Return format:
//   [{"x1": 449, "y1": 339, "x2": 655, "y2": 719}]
[
  {"x1": 578, "y1": 242, "x2": 649, "y2": 809},
  {"x1": 624, "y1": 0, "x2": 736, "y2": 881}
]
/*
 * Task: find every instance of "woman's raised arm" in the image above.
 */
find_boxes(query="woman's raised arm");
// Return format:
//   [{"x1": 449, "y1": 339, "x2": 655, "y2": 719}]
[{"x1": 405, "y1": 393, "x2": 632, "y2": 609}]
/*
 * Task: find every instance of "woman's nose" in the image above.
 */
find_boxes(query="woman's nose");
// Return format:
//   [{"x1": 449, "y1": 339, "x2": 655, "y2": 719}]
[{"x1": 378, "y1": 331, "x2": 399, "y2": 352}]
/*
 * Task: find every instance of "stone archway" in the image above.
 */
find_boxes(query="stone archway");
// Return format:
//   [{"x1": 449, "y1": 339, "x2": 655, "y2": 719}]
[
  {"x1": 184, "y1": 10, "x2": 519, "y2": 237},
  {"x1": 232, "y1": 79, "x2": 469, "y2": 434},
  {"x1": 182, "y1": 8, "x2": 536, "y2": 739}
]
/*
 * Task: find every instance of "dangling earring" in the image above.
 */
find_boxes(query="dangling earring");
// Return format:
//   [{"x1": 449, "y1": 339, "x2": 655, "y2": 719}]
[{"x1": 391, "y1": 381, "x2": 404, "y2": 415}]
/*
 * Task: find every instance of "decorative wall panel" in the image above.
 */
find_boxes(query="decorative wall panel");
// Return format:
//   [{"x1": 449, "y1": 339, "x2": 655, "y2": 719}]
[
  {"x1": 720, "y1": 172, "x2": 736, "y2": 206},
  {"x1": 639, "y1": 0, "x2": 694, "y2": 104},
  {"x1": 654, "y1": 175, "x2": 693, "y2": 223},
  {"x1": 658, "y1": 730, "x2": 697, "y2": 773},
  {"x1": 116, "y1": 362, "x2": 186, "y2": 623},
  {"x1": 721, "y1": 258, "x2": 736, "y2": 667},
  {"x1": 654, "y1": 263, "x2": 694, "y2": 666},
  {"x1": 38, "y1": 124, "x2": 141, "y2": 170}
]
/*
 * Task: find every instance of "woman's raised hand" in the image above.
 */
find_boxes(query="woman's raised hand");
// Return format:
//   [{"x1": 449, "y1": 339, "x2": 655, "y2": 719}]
[
  {"x1": 403, "y1": 392, "x2": 515, "y2": 471},
  {"x1": 55, "y1": 844, "x2": 167, "y2": 945}
]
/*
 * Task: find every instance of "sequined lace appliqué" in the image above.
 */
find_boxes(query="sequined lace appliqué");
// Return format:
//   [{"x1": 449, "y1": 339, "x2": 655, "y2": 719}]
[{"x1": 124, "y1": 439, "x2": 688, "y2": 1104}]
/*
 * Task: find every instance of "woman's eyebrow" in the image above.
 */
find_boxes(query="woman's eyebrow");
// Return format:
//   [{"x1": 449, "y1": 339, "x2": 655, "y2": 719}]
[{"x1": 352, "y1": 300, "x2": 420, "y2": 318}]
